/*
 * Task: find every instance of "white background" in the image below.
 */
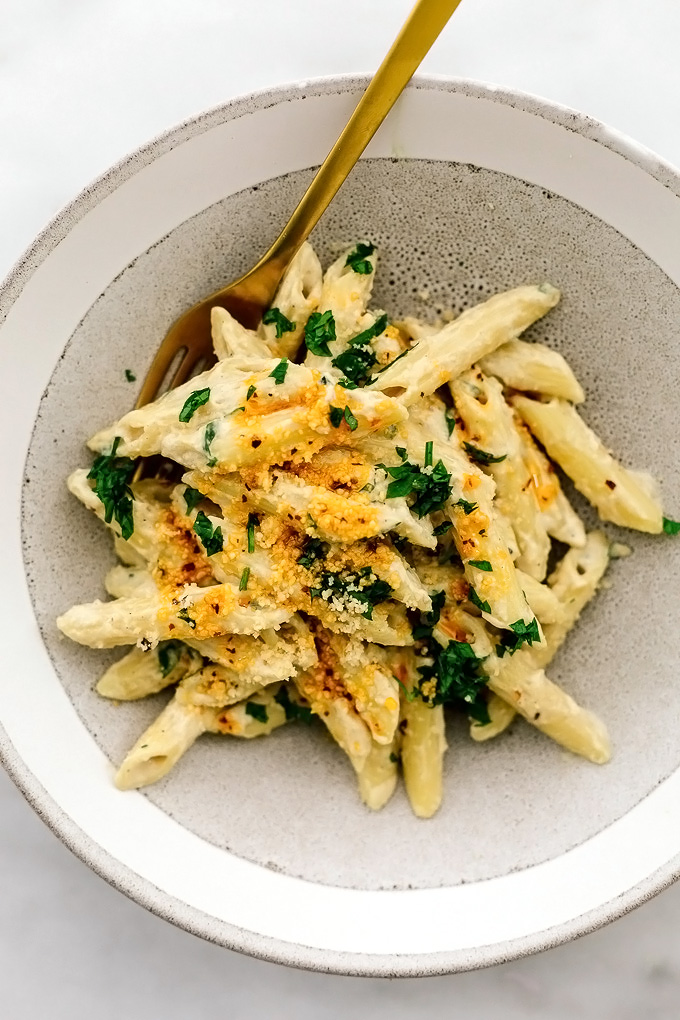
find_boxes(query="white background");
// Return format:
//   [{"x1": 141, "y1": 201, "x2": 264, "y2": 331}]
[{"x1": 3, "y1": 1, "x2": 680, "y2": 1015}]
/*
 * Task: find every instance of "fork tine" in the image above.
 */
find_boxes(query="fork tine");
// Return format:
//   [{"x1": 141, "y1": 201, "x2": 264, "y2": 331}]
[{"x1": 170, "y1": 348, "x2": 212, "y2": 390}]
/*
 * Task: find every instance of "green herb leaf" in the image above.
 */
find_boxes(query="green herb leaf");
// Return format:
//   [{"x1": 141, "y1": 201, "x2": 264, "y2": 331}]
[
  {"x1": 262, "y1": 307, "x2": 295, "y2": 338},
  {"x1": 424, "y1": 441, "x2": 433, "y2": 468},
  {"x1": 329, "y1": 405, "x2": 344, "y2": 428},
  {"x1": 663, "y1": 516, "x2": 680, "y2": 535},
  {"x1": 394, "y1": 674, "x2": 417, "y2": 702},
  {"x1": 389, "y1": 752, "x2": 400, "y2": 764},
  {"x1": 246, "y1": 384, "x2": 257, "y2": 401},
  {"x1": 274, "y1": 686, "x2": 313, "y2": 724},
  {"x1": 468, "y1": 587, "x2": 491, "y2": 614},
  {"x1": 269, "y1": 358, "x2": 289, "y2": 385},
  {"x1": 247, "y1": 512, "x2": 259, "y2": 554},
  {"x1": 445, "y1": 408, "x2": 456, "y2": 437},
  {"x1": 297, "y1": 536, "x2": 327, "y2": 569},
  {"x1": 239, "y1": 566, "x2": 250, "y2": 591},
  {"x1": 309, "y1": 567, "x2": 392, "y2": 620},
  {"x1": 418, "y1": 640, "x2": 489, "y2": 723},
  {"x1": 331, "y1": 316, "x2": 388, "y2": 388},
  {"x1": 177, "y1": 607, "x2": 196, "y2": 629},
  {"x1": 124, "y1": 369, "x2": 136, "y2": 383},
  {"x1": 157, "y1": 640, "x2": 184, "y2": 678},
  {"x1": 245, "y1": 701, "x2": 269, "y2": 724},
  {"x1": 348, "y1": 314, "x2": 388, "y2": 347},
  {"x1": 371, "y1": 345, "x2": 413, "y2": 378},
  {"x1": 87, "y1": 437, "x2": 136, "y2": 540},
  {"x1": 412, "y1": 589, "x2": 446, "y2": 640},
  {"x1": 395, "y1": 446, "x2": 407, "y2": 461},
  {"x1": 433, "y1": 521, "x2": 453, "y2": 537},
  {"x1": 344, "y1": 405, "x2": 358, "y2": 431},
  {"x1": 380, "y1": 450, "x2": 453, "y2": 518},
  {"x1": 179, "y1": 387, "x2": 210, "y2": 423},
  {"x1": 304, "y1": 310, "x2": 336, "y2": 357},
  {"x1": 463, "y1": 441, "x2": 507, "y2": 465},
  {"x1": 469, "y1": 559, "x2": 492, "y2": 571},
  {"x1": 453, "y1": 498, "x2": 478, "y2": 515},
  {"x1": 328, "y1": 404, "x2": 358, "y2": 431},
  {"x1": 183, "y1": 486, "x2": 203, "y2": 514},
  {"x1": 203, "y1": 422, "x2": 217, "y2": 467},
  {"x1": 496, "y1": 617, "x2": 541, "y2": 655},
  {"x1": 332, "y1": 344, "x2": 377, "y2": 388},
  {"x1": 193, "y1": 510, "x2": 223, "y2": 555},
  {"x1": 345, "y1": 241, "x2": 375, "y2": 274}
]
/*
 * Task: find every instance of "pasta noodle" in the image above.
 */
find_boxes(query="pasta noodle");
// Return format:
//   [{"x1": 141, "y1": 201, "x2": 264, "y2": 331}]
[{"x1": 58, "y1": 241, "x2": 676, "y2": 816}]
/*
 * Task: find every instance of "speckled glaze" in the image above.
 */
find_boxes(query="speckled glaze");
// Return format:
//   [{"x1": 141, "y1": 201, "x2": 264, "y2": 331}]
[{"x1": 2, "y1": 76, "x2": 680, "y2": 976}]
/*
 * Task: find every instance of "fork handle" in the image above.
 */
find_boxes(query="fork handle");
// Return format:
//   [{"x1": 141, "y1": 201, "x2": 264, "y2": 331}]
[{"x1": 253, "y1": 0, "x2": 464, "y2": 282}]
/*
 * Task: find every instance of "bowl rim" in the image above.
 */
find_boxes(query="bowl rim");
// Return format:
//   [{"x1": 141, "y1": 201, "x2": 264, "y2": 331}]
[{"x1": 3, "y1": 71, "x2": 680, "y2": 977}]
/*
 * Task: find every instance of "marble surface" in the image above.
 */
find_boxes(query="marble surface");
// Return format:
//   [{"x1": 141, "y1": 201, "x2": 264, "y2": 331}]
[{"x1": 3, "y1": 0, "x2": 680, "y2": 1014}]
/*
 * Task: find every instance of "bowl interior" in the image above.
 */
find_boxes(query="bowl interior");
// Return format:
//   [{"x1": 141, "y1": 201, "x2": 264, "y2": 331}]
[{"x1": 23, "y1": 155, "x2": 680, "y2": 891}]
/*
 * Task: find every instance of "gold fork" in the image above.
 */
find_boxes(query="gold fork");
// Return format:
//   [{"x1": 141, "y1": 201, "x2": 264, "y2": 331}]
[{"x1": 135, "y1": 0, "x2": 464, "y2": 410}]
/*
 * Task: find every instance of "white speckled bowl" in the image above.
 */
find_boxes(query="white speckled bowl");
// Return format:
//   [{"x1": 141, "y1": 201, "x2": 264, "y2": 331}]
[{"x1": 2, "y1": 76, "x2": 680, "y2": 976}]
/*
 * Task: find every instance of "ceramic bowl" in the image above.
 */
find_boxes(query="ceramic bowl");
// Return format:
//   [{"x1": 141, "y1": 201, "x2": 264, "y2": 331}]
[{"x1": 2, "y1": 75, "x2": 680, "y2": 976}]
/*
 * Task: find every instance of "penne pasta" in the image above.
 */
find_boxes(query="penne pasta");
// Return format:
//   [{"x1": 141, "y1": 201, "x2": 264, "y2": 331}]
[
  {"x1": 395, "y1": 651, "x2": 447, "y2": 819},
  {"x1": 60, "y1": 240, "x2": 674, "y2": 816},
  {"x1": 370, "y1": 283, "x2": 560, "y2": 403},
  {"x1": 480, "y1": 339, "x2": 585, "y2": 403},
  {"x1": 97, "y1": 640, "x2": 202, "y2": 700},
  {"x1": 450, "y1": 369, "x2": 552, "y2": 579},
  {"x1": 513, "y1": 396, "x2": 663, "y2": 533}
]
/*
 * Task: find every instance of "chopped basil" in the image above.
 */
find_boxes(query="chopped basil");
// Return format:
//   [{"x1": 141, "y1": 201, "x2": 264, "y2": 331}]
[
  {"x1": 245, "y1": 701, "x2": 269, "y2": 724},
  {"x1": 157, "y1": 640, "x2": 184, "y2": 678},
  {"x1": 445, "y1": 408, "x2": 456, "y2": 437},
  {"x1": 329, "y1": 404, "x2": 358, "y2": 431},
  {"x1": 246, "y1": 384, "x2": 257, "y2": 401},
  {"x1": 230, "y1": 406, "x2": 245, "y2": 415},
  {"x1": 433, "y1": 521, "x2": 453, "y2": 537},
  {"x1": 87, "y1": 437, "x2": 136, "y2": 540},
  {"x1": 183, "y1": 486, "x2": 203, "y2": 514},
  {"x1": 345, "y1": 241, "x2": 375, "y2": 274},
  {"x1": 663, "y1": 516, "x2": 680, "y2": 535},
  {"x1": 203, "y1": 422, "x2": 217, "y2": 467},
  {"x1": 124, "y1": 369, "x2": 136, "y2": 383},
  {"x1": 378, "y1": 448, "x2": 452, "y2": 517},
  {"x1": 395, "y1": 446, "x2": 407, "y2": 461},
  {"x1": 193, "y1": 510, "x2": 223, "y2": 555},
  {"x1": 372, "y1": 345, "x2": 413, "y2": 378},
  {"x1": 179, "y1": 387, "x2": 210, "y2": 423},
  {"x1": 269, "y1": 358, "x2": 289, "y2": 385},
  {"x1": 394, "y1": 674, "x2": 417, "y2": 702},
  {"x1": 297, "y1": 536, "x2": 327, "y2": 569},
  {"x1": 177, "y1": 607, "x2": 195, "y2": 629},
  {"x1": 412, "y1": 589, "x2": 446, "y2": 640},
  {"x1": 262, "y1": 307, "x2": 295, "y2": 338},
  {"x1": 309, "y1": 567, "x2": 392, "y2": 620},
  {"x1": 304, "y1": 310, "x2": 336, "y2": 357},
  {"x1": 468, "y1": 587, "x2": 491, "y2": 614},
  {"x1": 469, "y1": 559, "x2": 492, "y2": 571},
  {"x1": 274, "y1": 686, "x2": 313, "y2": 724},
  {"x1": 349, "y1": 314, "x2": 388, "y2": 347},
  {"x1": 239, "y1": 567, "x2": 250, "y2": 591},
  {"x1": 417, "y1": 639, "x2": 489, "y2": 723},
  {"x1": 424, "y1": 441, "x2": 433, "y2": 468},
  {"x1": 333, "y1": 346, "x2": 376, "y2": 388},
  {"x1": 343, "y1": 406, "x2": 358, "y2": 431},
  {"x1": 247, "y1": 512, "x2": 259, "y2": 553},
  {"x1": 453, "y1": 497, "x2": 478, "y2": 515},
  {"x1": 496, "y1": 617, "x2": 541, "y2": 654},
  {"x1": 463, "y1": 441, "x2": 507, "y2": 465}
]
